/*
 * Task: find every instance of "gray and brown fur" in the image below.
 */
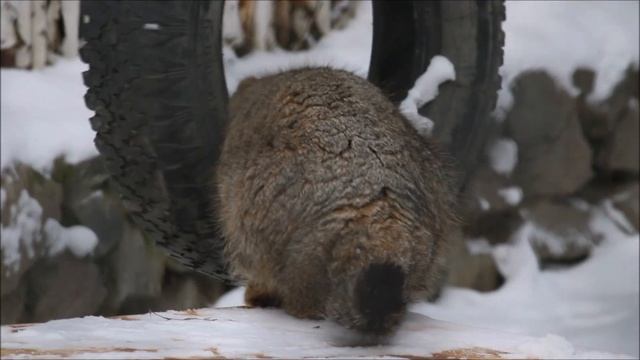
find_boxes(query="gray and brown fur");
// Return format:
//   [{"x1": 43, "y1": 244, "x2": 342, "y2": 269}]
[{"x1": 215, "y1": 68, "x2": 457, "y2": 335}]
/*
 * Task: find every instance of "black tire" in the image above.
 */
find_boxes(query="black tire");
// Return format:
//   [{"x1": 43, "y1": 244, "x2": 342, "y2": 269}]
[
  {"x1": 79, "y1": 0, "x2": 504, "y2": 279},
  {"x1": 79, "y1": 1, "x2": 231, "y2": 280},
  {"x1": 369, "y1": 0, "x2": 505, "y2": 191}
]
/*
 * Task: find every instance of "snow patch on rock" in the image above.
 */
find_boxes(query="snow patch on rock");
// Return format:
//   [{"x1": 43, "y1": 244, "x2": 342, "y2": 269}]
[
  {"x1": 0, "y1": 189, "x2": 98, "y2": 270},
  {"x1": 1, "y1": 190, "x2": 43, "y2": 269},
  {"x1": 498, "y1": 186, "x2": 523, "y2": 206},
  {"x1": 478, "y1": 197, "x2": 491, "y2": 211},
  {"x1": 399, "y1": 55, "x2": 456, "y2": 137},
  {"x1": 488, "y1": 137, "x2": 518, "y2": 176},
  {"x1": 466, "y1": 238, "x2": 493, "y2": 255},
  {"x1": 44, "y1": 218, "x2": 98, "y2": 258},
  {"x1": 0, "y1": 187, "x2": 6, "y2": 209}
]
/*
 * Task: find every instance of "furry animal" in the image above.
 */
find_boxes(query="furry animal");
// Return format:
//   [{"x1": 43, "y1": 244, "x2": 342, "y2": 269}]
[{"x1": 215, "y1": 67, "x2": 457, "y2": 335}]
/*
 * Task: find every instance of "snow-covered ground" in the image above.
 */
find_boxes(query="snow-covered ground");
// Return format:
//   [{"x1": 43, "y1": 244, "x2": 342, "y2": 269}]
[
  {"x1": 0, "y1": 305, "x2": 633, "y2": 359},
  {"x1": 1, "y1": 1, "x2": 638, "y2": 358},
  {"x1": 212, "y1": 202, "x2": 639, "y2": 357}
]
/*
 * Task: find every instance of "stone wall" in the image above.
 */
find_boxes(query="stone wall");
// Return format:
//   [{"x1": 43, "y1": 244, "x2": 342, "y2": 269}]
[
  {"x1": 1, "y1": 158, "x2": 225, "y2": 325},
  {"x1": 448, "y1": 66, "x2": 639, "y2": 292}
]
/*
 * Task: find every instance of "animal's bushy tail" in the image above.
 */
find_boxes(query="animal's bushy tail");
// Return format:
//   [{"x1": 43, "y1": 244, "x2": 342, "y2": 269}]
[{"x1": 353, "y1": 263, "x2": 406, "y2": 334}]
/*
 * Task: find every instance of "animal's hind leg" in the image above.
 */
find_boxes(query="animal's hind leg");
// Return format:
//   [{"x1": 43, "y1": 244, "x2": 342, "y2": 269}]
[{"x1": 245, "y1": 281, "x2": 282, "y2": 308}]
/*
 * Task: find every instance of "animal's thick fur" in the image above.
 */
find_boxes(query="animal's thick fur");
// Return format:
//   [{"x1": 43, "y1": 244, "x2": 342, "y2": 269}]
[{"x1": 215, "y1": 68, "x2": 457, "y2": 334}]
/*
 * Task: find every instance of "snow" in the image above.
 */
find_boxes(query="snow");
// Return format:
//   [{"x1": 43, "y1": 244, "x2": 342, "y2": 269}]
[
  {"x1": 1, "y1": 189, "x2": 43, "y2": 270},
  {"x1": 0, "y1": 189, "x2": 98, "y2": 270},
  {"x1": 487, "y1": 137, "x2": 518, "y2": 176},
  {"x1": 214, "y1": 286, "x2": 246, "y2": 308},
  {"x1": 478, "y1": 197, "x2": 490, "y2": 211},
  {"x1": 1, "y1": 57, "x2": 97, "y2": 170},
  {"x1": 412, "y1": 208, "x2": 640, "y2": 358},
  {"x1": 466, "y1": 238, "x2": 493, "y2": 256},
  {"x1": 0, "y1": 306, "x2": 632, "y2": 359},
  {"x1": 525, "y1": 219, "x2": 591, "y2": 259},
  {"x1": 399, "y1": 55, "x2": 456, "y2": 137},
  {"x1": 498, "y1": 186, "x2": 523, "y2": 206},
  {"x1": 43, "y1": 218, "x2": 97, "y2": 258},
  {"x1": 495, "y1": 0, "x2": 640, "y2": 119}
]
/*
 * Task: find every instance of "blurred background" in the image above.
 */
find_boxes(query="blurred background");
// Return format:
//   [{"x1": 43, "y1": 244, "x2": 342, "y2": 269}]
[{"x1": 1, "y1": 0, "x2": 638, "y2": 357}]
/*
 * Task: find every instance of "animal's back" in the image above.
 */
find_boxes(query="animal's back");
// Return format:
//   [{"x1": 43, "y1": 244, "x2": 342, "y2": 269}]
[{"x1": 216, "y1": 67, "x2": 456, "y2": 334}]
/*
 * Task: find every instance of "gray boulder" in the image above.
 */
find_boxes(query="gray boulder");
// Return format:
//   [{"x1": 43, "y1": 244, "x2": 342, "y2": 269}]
[
  {"x1": 520, "y1": 199, "x2": 596, "y2": 263},
  {"x1": 580, "y1": 180, "x2": 639, "y2": 233},
  {"x1": 464, "y1": 209, "x2": 524, "y2": 246},
  {"x1": 597, "y1": 100, "x2": 639, "y2": 174},
  {"x1": 103, "y1": 223, "x2": 166, "y2": 314},
  {"x1": 446, "y1": 232, "x2": 503, "y2": 292},
  {"x1": 611, "y1": 182, "x2": 639, "y2": 232},
  {"x1": 27, "y1": 256, "x2": 107, "y2": 322},
  {"x1": 0, "y1": 282, "x2": 26, "y2": 325},
  {"x1": 505, "y1": 71, "x2": 593, "y2": 198},
  {"x1": 70, "y1": 190, "x2": 126, "y2": 258}
]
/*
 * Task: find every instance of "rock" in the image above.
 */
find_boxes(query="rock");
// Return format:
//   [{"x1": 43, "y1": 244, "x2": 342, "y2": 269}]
[
  {"x1": 610, "y1": 182, "x2": 639, "y2": 232},
  {"x1": 27, "y1": 256, "x2": 107, "y2": 322},
  {"x1": 447, "y1": 235, "x2": 503, "y2": 292},
  {"x1": 1, "y1": 201, "x2": 40, "y2": 297},
  {"x1": 464, "y1": 209, "x2": 524, "y2": 246},
  {"x1": 116, "y1": 294, "x2": 157, "y2": 316},
  {"x1": 505, "y1": 71, "x2": 593, "y2": 198},
  {"x1": 580, "y1": 180, "x2": 639, "y2": 232},
  {"x1": 572, "y1": 67, "x2": 595, "y2": 95},
  {"x1": 520, "y1": 199, "x2": 596, "y2": 263},
  {"x1": 1, "y1": 282, "x2": 26, "y2": 325},
  {"x1": 152, "y1": 273, "x2": 205, "y2": 312},
  {"x1": 601, "y1": 66, "x2": 639, "y2": 125},
  {"x1": 1, "y1": 157, "x2": 230, "y2": 323},
  {"x1": 104, "y1": 222, "x2": 166, "y2": 313},
  {"x1": 70, "y1": 190, "x2": 126, "y2": 257},
  {"x1": 597, "y1": 100, "x2": 639, "y2": 174},
  {"x1": 574, "y1": 68, "x2": 610, "y2": 146},
  {"x1": 462, "y1": 165, "x2": 513, "y2": 218},
  {"x1": 1, "y1": 164, "x2": 63, "y2": 227},
  {"x1": 191, "y1": 272, "x2": 227, "y2": 306},
  {"x1": 1, "y1": 165, "x2": 63, "y2": 296},
  {"x1": 577, "y1": 66, "x2": 638, "y2": 175},
  {"x1": 51, "y1": 156, "x2": 109, "y2": 225}
]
